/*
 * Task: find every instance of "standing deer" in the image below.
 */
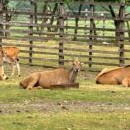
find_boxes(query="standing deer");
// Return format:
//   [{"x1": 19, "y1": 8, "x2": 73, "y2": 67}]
[
  {"x1": 2, "y1": 46, "x2": 20, "y2": 76},
  {"x1": 20, "y1": 58, "x2": 82, "y2": 89}
]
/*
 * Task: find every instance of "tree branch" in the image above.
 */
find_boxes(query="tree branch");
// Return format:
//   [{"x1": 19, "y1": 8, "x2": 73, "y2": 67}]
[{"x1": 108, "y1": 5, "x2": 116, "y2": 18}]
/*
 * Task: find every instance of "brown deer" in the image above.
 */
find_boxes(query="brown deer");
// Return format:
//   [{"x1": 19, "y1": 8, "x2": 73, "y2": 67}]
[
  {"x1": 0, "y1": 48, "x2": 8, "y2": 80},
  {"x1": 2, "y1": 46, "x2": 20, "y2": 76},
  {"x1": 122, "y1": 75, "x2": 130, "y2": 87},
  {"x1": 96, "y1": 65, "x2": 130, "y2": 87},
  {"x1": 20, "y1": 58, "x2": 82, "y2": 89}
]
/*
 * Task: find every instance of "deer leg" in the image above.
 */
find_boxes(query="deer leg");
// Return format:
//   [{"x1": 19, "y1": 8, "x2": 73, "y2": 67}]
[
  {"x1": 1, "y1": 65, "x2": 8, "y2": 80},
  {"x1": 16, "y1": 62, "x2": 20, "y2": 76},
  {"x1": 11, "y1": 63, "x2": 16, "y2": 76},
  {"x1": 1, "y1": 65, "x2": 4, "y2": 75},
  {"x1": 26, "y1": 76, "x2": 39, "y2": 90},
  {"x1": 122, "y1": 77, "x2": 129, "y2": 87}
]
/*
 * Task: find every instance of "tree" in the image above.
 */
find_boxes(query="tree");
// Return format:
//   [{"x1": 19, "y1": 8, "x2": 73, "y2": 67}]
[
  {"x1": 94, "y1": 0, "x2": 130, "y2": 40},
  {"x1": 65, "y1": 0, "x2": 130, "y2": 40}
]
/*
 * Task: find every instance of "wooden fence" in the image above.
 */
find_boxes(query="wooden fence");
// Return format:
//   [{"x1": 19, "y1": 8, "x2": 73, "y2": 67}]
[{"x1": 0, "y1": 0, "x2": 130, "y2": 71}]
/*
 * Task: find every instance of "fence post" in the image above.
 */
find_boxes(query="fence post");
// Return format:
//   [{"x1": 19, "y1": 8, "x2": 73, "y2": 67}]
[
  {"x1": 118, "y1": 3, "x2": 125, "y2": 67},
  {"x1": 0, "y1": 1, "x2": 3, "y2": 47},
  {"x1": 58, "y1": 1, "x2": 65, "y2": 66},
  {"x1": 88, "y1": 3, "x2": 94, "y2": 68},
  {"x1": 28, "y1": 1, "x2": 34, "y2": 65}
]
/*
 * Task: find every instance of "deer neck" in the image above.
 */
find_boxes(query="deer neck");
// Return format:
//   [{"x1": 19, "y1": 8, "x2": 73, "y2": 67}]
[{"x1": 69, "y1": 68, "x2": 78, "y2": 83}]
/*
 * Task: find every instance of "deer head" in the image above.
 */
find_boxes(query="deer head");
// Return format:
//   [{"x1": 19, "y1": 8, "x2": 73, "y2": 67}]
[{"x1": 71, "y1": 58, "x2": 82, "y2": 72}]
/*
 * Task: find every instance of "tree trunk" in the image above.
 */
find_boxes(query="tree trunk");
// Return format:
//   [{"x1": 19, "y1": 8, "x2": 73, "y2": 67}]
[
  {"x1": 48, "y1": 3, "x2": 58, "y2": 32},
  {"x1": 5, "y1": 8, "x2": 11, "y2": 37},
  {"x1": 0, "y1": 1, "x2": 3, "y2": 47},
  {"x1": 40, "y1": 1, "x2": 49, "y2": 34},
  {"x1": 109, "y1": 5, "x2": 122, "y2": 41},
  {"x1": 73, "y1": 4, "x2": 82, "y2": 41},
  {"x1": 34, "y1": 2, "x2": 39, "y2": 32}
]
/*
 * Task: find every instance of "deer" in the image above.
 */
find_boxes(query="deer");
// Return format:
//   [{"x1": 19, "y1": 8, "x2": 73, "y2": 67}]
[
  {"x1": 20, "y1": 58, "x2": 82, "y2": 89},
  {"x1": 0, "y1": 48, "x2": 8, "y2": 80},
  {"x1": 2, "y1": 46, "x2": 20, "y2": 77},
  {"x1": 96, "y1": 65, "x2": 130, "y2": 87}
]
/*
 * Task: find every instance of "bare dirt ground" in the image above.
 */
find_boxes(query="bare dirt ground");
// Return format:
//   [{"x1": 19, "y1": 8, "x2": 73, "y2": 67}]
[{"x1": 0, "y1": 101, "x2": 130, "y2": 114}]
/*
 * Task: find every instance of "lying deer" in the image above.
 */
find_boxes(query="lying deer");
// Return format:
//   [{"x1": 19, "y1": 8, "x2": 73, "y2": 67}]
[
  {"x1": 96, "y1": 65, "x2": 130, "y2": 87},
  {"x1": 2, "y1": 46, "x2": 20, "y2": 77},
  {"x1": 20, "y1": 58, "x2": 82, "y2": 89}
]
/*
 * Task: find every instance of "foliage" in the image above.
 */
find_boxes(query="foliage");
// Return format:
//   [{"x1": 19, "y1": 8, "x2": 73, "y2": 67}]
[
  {"x1": 64, "y1": 0, "x2": 130, "y2": 2},
  {"x1": 5, "y1": 0, "x2": 130, "y2": 11}
]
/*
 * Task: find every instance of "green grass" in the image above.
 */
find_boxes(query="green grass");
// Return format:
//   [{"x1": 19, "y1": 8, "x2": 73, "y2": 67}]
[
  {"x1": 0, "y1": 75, "x2": 130, "y2": 104},
  {"x1": 0, "y1": 65, "x2": 130, "y2": 130},
  {"x1": 0, "y1": 111, "x2": 130, "y2": 130}
]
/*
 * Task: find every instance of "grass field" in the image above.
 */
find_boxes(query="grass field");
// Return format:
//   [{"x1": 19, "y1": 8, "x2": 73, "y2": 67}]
[{"x1": 0, "y1": 64, "x2": 130, "y2": 130}]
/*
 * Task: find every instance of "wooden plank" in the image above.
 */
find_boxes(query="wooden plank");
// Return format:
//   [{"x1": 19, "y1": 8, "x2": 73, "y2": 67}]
[
  {"x1": 1, "y1": 22, "x2": 129, "y2": 33},
  {"x1": 0, "y1": 21, "x2": 129, "y2": 34},
  {"x1": 2, "y1": 34, "x2": 129, "y2": 45},
  {"x1": 50, "y1": 83, "x2": 79, "y2": 89},
  {"x1": 3, "y1": 42, "x2": 119, "y2": 55},
  {"x1": 7, "y1": 27, "x2": 129, "y2": 33},
  {"x1": 20, "y1": 49, "x2": 118, "y2": 56},
  {"x1": 0, "y1": 34, "x2": 118, "y2": 41},
  {"x1": 85, "y1": 61, "x2": 119, "y2": 66},
  {"x1": 20, "y1": 56, "x2": 120, "y2": 67}
]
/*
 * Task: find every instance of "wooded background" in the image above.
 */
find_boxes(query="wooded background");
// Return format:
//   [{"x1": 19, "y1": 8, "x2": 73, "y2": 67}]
[{"x1": 0, "y1": 0, "x2": 130, "y2": 71}]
